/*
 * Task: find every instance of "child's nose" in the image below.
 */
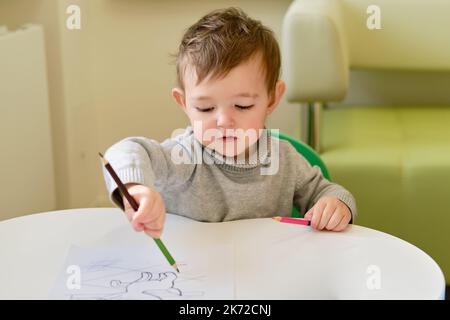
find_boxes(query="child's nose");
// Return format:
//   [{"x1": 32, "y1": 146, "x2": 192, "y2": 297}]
[{"x1": 216, "y1": 109, "x2": 235, "y2": 128}]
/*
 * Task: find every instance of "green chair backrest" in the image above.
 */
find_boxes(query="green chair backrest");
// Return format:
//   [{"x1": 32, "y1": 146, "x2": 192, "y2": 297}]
[{"x1": 269, "y1": 130, "x2": 331, "y2": 218}]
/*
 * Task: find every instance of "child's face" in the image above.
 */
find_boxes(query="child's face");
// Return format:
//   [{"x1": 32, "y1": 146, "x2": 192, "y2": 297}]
[{"x1": 172, "y1": 55, "x2": 285, "y2": 157}]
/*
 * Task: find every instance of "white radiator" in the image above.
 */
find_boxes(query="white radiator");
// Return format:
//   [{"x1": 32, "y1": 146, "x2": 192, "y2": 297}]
[{"x1": 0, "y1": 25, "x2": 56, "y2": 220}]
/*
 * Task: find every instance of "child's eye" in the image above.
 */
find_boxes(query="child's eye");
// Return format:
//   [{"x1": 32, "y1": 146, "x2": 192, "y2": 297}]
[
  {"x1": 195, "y1": 107, "x2": 214, "y2": 112},
  {"x1": 235, "y1": 104, "x2": 254, "y2": 110}
]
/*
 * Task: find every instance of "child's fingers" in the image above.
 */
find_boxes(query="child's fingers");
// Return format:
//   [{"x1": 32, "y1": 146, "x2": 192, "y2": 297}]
[
  {"x1": 133, "y1": 196, "x2": 165, "y2": 238},
  {"x1": 130, "y1": 208, "x2": 145, "y2": 231},
  {"x1": 123, "y1": 193, "x2": 141, "y2": 221},
  {"x1": 144, "y1": 229, "x2": 159, "y2": 239},
  {"x1": 310, "y1": 202, "x2": 326, "y2": 229},
  {"x1": 134, "y1": 222, "x2": 145, "y2": 232},
  {"x1": 143, "y1": 224, "x2": 163, "y2": 239},
  {"x1": 304, "y1": 209, "x2": 313, "y2": 221},
  {"x1": 325, "y1": 210, "x2": 343, "y2": 230},
  {"x1": 144, "y1": 209, "x2": 165, "y2": 238},
  {"x1": 130, "y1": 197, "x2": 152, "y2": 232},
  {"x1": 124, "y1": 208, "x2": 133, "y2": 222},
  {"x1": 334, "y1": 213, "x2": 351, "y2": 232},
  {"x1": 144, "y1": 223, "x2": 163, "y2": 238},
  {"x1": 133, "y1": 198, "x2": 158, "y2": 225},
  {"x1": 318, "y1": 203, "x2": 335, "y2": 230},
  {"x1": 123, "y1": 201, "x2": 136, "y2": 222}
]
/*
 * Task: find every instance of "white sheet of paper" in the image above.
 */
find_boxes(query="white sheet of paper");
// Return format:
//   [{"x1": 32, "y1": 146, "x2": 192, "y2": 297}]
[{"x1": 49, "y1": 243, "x2": 234, "y2": 300}]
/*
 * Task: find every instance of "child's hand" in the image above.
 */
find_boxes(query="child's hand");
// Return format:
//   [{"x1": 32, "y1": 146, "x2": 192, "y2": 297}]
[
  {"x1": 304, "y1": 196, "x2": 352, "y2": 232},
  {"x1": 123, "y1": 183, "x2": 166, "y2": 238}
]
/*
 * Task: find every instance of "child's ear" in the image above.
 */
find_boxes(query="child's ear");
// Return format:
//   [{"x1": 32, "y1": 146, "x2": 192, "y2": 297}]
[
  {"x1": 171, "y1": 88, "x2": 187, "y2": 111},
  {"x1": 267, "y1": 80, "x2": 286, "y2": 115}
]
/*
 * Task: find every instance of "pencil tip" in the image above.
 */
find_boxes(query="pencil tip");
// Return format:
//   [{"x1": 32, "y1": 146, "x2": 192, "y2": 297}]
[{"x1": 98, "y1": 152, "x2": 108, "y2": 165}]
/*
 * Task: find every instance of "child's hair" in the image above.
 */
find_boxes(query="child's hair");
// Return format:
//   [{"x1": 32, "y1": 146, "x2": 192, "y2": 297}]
[{"x1": 174, "y1": 7, "x2": 281, "y2": 101}]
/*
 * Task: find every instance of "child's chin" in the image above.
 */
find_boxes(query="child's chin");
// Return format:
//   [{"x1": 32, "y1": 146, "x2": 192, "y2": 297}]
[
  {"x1": 213, "y1": 145, "x2": 245, "y2": 158},
  {"x1": 214, "y1": 148, "x2": 239, "y2": 158}
]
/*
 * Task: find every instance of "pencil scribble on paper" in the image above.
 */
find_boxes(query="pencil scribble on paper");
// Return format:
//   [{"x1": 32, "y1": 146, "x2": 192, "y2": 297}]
[
  {"x1": 67, "y1": 259, "x2": 205, "y2": 300},
  {"x1": 50, "y1": 245, "x2": 233, "y2": 300},
  {"x1": 109, "y1": 271, "x2": 182, "y2": 300}
]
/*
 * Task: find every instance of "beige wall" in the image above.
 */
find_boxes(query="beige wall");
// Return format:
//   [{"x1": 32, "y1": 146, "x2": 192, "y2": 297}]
[{"x1": 0, "y1": 0, "x2": 301, "y2": 215}]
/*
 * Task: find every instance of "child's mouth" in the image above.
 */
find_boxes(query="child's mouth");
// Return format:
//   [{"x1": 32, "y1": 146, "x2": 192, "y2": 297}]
[{"x1": 221, "y1": 136, "x2": 237, "y2": 142}]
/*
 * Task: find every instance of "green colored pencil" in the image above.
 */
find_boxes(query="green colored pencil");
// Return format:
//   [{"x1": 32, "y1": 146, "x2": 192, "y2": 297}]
[
  {"x1": 153, "y1": 238, "x2": 179, "y2": 272},
  {"x1": 99, "y1": 152, "x2": 179, "y2": 272}
]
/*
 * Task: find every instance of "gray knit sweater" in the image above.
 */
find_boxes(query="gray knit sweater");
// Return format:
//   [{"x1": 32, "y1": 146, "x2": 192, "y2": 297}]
[{"x1": 102, "y1": 126, "x2": 356, "y2": 222}]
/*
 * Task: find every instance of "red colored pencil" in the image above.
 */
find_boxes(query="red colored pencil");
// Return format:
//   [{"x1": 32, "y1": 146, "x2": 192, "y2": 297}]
[{"x1": 272, "y1": 216, "x2": 311, "y2": 226}]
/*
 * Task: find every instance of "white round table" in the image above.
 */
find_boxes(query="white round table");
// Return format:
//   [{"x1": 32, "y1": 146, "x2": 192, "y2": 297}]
[{"x1": 0, "y1": 208, "x2": 445, "y2": 299}]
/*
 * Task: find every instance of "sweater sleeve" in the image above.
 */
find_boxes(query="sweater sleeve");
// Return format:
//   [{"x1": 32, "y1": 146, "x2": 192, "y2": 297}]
[
  {"x1": 102, "y1": 135, "x2": 196, "y2": 210},
  {"x1": 292, "y1": 152, "x2": 357, "y2": 221}
]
